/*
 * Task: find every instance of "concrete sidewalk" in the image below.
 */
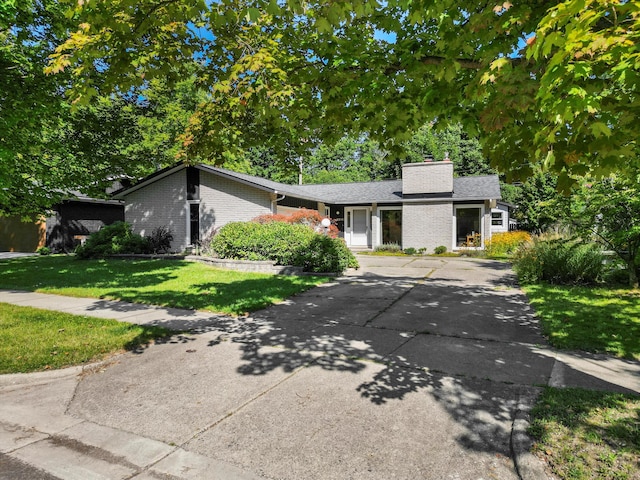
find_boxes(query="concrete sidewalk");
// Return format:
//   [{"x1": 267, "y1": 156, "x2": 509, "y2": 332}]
[{"x1": 1, "y1": 256, "x2": 639, "y2": 480}]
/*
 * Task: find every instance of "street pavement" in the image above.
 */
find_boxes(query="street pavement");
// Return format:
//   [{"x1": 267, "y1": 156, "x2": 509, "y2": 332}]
[{"x1": 1, "y1": 255, "x2": 639, "y2": 480}]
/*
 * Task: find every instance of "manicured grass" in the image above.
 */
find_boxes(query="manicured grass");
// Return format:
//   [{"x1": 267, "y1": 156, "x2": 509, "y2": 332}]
[
  {"x1": 529, "y1": 387, "x2": 640, "y2": 480},
  {"x1": 0, "y1": 256, "x2": 330, "y2": 316},
  {"x1": 0, "y1": 302, "x2": 169, "y2": 374},
  {"x1": 523, "y1": 283, "x2": 640, "y2": 361}
]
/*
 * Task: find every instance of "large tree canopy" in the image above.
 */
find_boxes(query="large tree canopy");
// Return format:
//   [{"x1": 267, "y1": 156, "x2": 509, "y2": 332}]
[
  {"x1": 0, "y1": 0, "x2": 206, "y2": 216},
  {"x1": 48, "y1": 0, "x2": 639, "y2": 185}
]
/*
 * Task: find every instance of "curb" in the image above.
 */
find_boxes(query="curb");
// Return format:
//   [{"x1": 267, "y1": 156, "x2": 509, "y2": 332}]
[
  {"x1": 0, "y1": 358, "x2": 117, "y2": 387},
  {"x1": 511, "y1": 387, "x2": 552, "y2": 480}
]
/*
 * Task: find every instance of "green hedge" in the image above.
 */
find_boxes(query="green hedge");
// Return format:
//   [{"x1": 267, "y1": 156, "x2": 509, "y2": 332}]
[{"x1": 210, "y1": 221, "x2": 358, "y2": 274}]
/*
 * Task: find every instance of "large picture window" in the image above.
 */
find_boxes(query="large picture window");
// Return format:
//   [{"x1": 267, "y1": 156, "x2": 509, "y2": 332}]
[
  {"x1": 455, "y1": 206, "x2": 482, "y2": 248},
  {"x1": 380, "y1": 209, "x2": 402, "y2": 246}
]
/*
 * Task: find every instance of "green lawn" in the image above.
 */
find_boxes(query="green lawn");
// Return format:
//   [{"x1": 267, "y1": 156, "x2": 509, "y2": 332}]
[
  {"x1": 0, "y1": 302, "x2": 169, "y2": 374},
  {"x1": 529, "y1": 387, "x2": 640, "y2": 480},
  {"x1": 0, "y1": 256, "x2": 330, "y2": 316},
  {"x1": 523, "y1": 283, "x2": 640, "y2": 361}
]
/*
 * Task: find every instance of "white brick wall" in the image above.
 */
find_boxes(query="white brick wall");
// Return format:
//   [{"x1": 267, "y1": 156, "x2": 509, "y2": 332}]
[
  {"x1": 484, "y1": 200, "x2": 493, "y2": 243},
  {"x1": 402, "y1": 162, "x2": 454, "y2": 195},
  {"x1": 124, "y1": 169, "x2": 274, "y2": 252},
  {"x1": 125, "y1": 170, "x2": 188, "y2": 252},
  {"x1": 402, "y1": 202, "x2": 453, "y2": 252},
  {"x1": 199, "y1": 171, "x2": 272, "y2": 238}
]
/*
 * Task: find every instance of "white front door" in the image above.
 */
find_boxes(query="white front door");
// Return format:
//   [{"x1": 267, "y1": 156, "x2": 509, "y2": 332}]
[{"x1": 346, "y1": 208, "x2": 370, "y2": 247}]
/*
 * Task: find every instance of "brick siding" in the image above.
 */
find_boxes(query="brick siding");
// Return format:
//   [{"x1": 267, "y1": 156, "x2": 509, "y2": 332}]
[
  {"x1": 402, "y1": 162, "x2": 454, "y2": 195},
  {"x1": 198, "y1": 171, "x2": 273, "y2": 240},
  {"x1": 402, "y1": 202, "x2": 453, "y2": 252},
  {"x1": 125, "y1": 170, "x2": 188, "y2": 251}
]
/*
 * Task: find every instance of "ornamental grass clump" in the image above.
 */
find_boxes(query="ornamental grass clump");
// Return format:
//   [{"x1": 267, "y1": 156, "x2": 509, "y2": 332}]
[
  {"x1": 374, "y1": 243, "x2": 402, "y2": 253},
  {"x1": 485, "y1": 230, "x2": 531, "y2": 257},
  {"x1": 513, "y1": 235, "x2": 605, "y2": 285}
]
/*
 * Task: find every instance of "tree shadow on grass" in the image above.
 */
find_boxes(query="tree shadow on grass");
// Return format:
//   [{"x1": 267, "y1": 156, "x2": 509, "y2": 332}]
[
  {"x1": 0, "y1": 256, "x2": 180, "y2": 291},
  {"x1": 97, "y1": 276, "x2": 327, "y2": 316}
]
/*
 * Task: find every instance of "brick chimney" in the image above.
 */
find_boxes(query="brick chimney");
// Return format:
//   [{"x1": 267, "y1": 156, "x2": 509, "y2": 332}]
[{"x1": 402, "y1": 160, "x2": 453, "y2": 195}]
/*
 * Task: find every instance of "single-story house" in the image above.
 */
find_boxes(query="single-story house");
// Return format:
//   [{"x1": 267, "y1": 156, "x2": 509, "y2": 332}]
[{"x1": 113, "y1": 160, "x2": 504, "y2": 253}]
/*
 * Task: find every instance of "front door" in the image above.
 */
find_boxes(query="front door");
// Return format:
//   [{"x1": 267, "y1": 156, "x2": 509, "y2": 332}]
[{"x1": 346, "y1": 207, "x2": 370, "y2": 247}]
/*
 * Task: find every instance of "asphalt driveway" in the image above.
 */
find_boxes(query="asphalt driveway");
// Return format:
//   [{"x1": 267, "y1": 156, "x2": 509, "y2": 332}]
[{"x1": 2, "y1": 255, "x2": 638, "y2": 479}]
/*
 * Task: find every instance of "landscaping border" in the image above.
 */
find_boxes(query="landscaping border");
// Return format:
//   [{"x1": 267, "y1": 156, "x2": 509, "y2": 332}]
[{"x1": 109, "y1": 254, "x2": 337, "y2": 276}]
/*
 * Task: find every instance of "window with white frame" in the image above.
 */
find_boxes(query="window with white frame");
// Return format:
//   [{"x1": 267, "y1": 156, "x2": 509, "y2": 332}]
[
  {"x1": 491, "y1": 211, "x2": 504, "y2": 227},
  {"x1": 378, "y1": 208, "x2": 402, "y2": 246}
]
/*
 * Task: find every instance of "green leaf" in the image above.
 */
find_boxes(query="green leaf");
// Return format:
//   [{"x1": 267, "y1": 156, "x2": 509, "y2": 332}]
[{"x1": 590, "y1": 122, "x2": 611, "y2": 138}]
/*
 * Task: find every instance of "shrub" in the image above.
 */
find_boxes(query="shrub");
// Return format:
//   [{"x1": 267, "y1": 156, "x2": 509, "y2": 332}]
[
  {"x1": 253, "y1": 208, "x2": 339, "y2": 238},
  {"x1": 210, "y1": 221, "x2": 358, "y2": 273},
  {"x1": 434, "y1": 245, "x2": 447, "y2": 255},
  {"x1": 300, "y1": 235, "x2": 359, "y2": 273},
  {"x1": 485, "y1": 230, "x2": 531, "y2": 257},
  {"x1": 76, "y1": 222, "x2": 151, "y2": 259},
  {"x1": 375, "y1": 243, "x2": 402, "y2": 253},
  {"x1": 36, "y1": 246, "x2": 51, "y2": 255},
  {"x1": 404, "y1": 247, "x2": 417, "y2": 255},
  {"x1": 148, "y1": 226, "x2": 174, "y2": 254},
  {"x1": 513, "y1": 235, "x2": 605, "y2": 285},
  {"x1": 210, "y1": 222, "x2": 312, "y2": 265}
]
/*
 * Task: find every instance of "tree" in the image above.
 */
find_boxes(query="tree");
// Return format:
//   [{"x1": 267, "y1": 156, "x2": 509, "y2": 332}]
[
  {"x1": 403, "y1": 123, "x2": 495, "y2": 177},
  {"x1": 572, "y1": 174, "x2": 640, "y2": 288},
  {"x1": 303, "y1": 137, "x2": 390, "y2": 184},
  {"x1": 511, "y1": 173, "x2": 567, "y2": 234},
  {"x1": 48, "y1": 1, "x2": 640, "y2": 182},
  {"x1": 1, "y1": 0, "x2": 79, "y2": 216},
  {"x1": 0, "y1": 0, "x2": 205, "y2": 218}
]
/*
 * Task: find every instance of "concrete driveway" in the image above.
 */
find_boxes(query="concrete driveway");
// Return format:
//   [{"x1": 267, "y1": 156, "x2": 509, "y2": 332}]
[
  {"x1": 0, "y1": 252, "x2": 37, "y2": 259},
  {"x1": 2, "y1": 255, "x2": 637, "y2": 479}
]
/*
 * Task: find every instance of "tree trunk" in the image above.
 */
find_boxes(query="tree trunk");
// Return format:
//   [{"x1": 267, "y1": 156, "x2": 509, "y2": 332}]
[{"x1": 627, "y1": 259, "x2": 639, "y2": 289}]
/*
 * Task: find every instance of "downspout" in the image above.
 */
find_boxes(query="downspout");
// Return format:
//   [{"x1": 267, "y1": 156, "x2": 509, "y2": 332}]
[{"x1": 272, "y1": 193, "x2": 286, "y2": 214}]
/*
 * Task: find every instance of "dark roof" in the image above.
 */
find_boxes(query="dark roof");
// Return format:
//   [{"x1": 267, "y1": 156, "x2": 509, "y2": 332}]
[
  {"x1": 292, "y1": 175, "x2": 501, "y2": 205},
  {"x1": 452, "y1": 175, "x2": 501, "y2": 201},
  {"x1": 198, "y1": 165, "x2": 293, "y2": 194},
  {"x1": 294, "y1": 180, "x2": 404, "y2": 204},
  {"x1": 114, "y1": 163, "x2": 500, "y2": 204}
]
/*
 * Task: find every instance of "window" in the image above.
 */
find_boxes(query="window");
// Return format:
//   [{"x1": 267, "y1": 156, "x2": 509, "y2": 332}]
[
  {"x1": 380, "y1": 209, "x2": 402, "y2": 245},
  {"x1": 491, "y1": 211, "x2": 504, "y2": 227},
  {"x1": 455, "y1": 206, "x2": 482, "y2": 248},
  {"x1": 189, "y1": 203, "x2": 199, "y2": 245}
]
